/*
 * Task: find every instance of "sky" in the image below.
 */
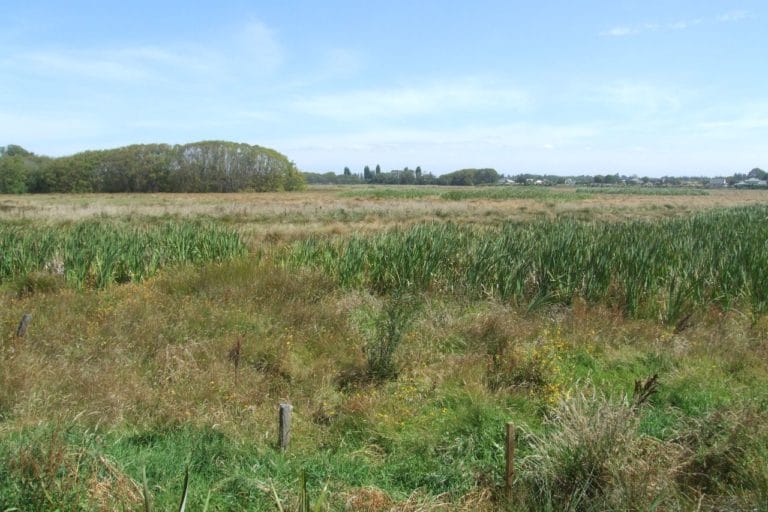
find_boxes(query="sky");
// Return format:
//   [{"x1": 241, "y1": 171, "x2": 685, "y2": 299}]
[{"x1": 1, "y1": 1, "x2": 766, "y2": 176}]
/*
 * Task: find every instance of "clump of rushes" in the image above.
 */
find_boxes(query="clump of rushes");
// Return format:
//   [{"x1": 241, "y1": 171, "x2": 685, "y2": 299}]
[
  {"x1": 0, "y1": 220, "x2": 246, "y2": 289},
  {"x1": 362, "y1": 292, "x2": 419, "y2": 382},
  {"x1": 286, "y1": 205, "x2": 768, "y2": 322}
]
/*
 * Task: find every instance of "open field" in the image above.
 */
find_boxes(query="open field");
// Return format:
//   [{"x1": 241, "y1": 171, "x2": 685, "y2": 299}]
[
  {"x1": 1, "y1": 187, "x2": 767, "y2": 241},
  {"x1": 2, "y1": 187, "x2": 768, "y2": 510}
]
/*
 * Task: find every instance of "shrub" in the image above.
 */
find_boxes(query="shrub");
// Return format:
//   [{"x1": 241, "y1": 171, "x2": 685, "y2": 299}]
[
  {"x1": 361, "y1": 293, "x2": 419, "y2": 382},
  {"x1": 13, "y1": 270, "x2": 65, "y2": 297},
  {"x1": 517, "y1": 391, "x2": 685, "y2": 511}
]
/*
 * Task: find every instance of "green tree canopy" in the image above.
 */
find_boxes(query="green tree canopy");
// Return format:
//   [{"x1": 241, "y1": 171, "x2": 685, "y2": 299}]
[
  {"x1": 0, "y1": 144, "x2": 33, "y2": 158},
  {"x1": 0, "y1": 155, "x2": 28, "y2": 193},
  {"x1": 0, "y1": 141, "x2": 305, "y2": 194},
  {"x1": 438, "y1": 168, "x2": 500, "y2": 186}
]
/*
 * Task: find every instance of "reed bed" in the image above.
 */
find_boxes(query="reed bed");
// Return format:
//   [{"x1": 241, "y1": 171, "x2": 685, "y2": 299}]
[
  {"x1": 575, "y1": 186, "x2": 709, "y2": 196},
  {"x1": 286, "y1": 205, "x2": 768, "y2": 322},
  {"x1": 0, "y1": 220, "x2": 246, "y2": 288},
  {"x1": 440, "y1": 187, "x2": 589, "y2": 201},
  {"x1": 340, "y1": 186, "x2": 590, "y2": 201},
  {"x1": 337, "y1": 187, "x2": 442, "y2": 199}
]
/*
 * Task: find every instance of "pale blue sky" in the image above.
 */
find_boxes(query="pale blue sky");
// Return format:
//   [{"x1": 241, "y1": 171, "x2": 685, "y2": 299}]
[{"x1": 1, "y1": 1, "x2": 766, "y2": 176}]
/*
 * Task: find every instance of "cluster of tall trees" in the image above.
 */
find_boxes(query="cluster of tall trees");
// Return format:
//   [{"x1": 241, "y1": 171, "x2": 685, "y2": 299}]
[
  {"x1": 304, "y1": 166, "x2": 500, "y2": 186},
  {"x1": 0, "y1": 141, "x2": 305, "y2": 193}
]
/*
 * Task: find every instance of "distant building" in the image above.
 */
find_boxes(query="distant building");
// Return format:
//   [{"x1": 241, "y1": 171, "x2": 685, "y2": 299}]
[
  {"x1": 707, "y1": 177, "x2": 728, "y2": 188},
  {"x1": 735, "y1": 178, "x2": 768, "y2": 188}
]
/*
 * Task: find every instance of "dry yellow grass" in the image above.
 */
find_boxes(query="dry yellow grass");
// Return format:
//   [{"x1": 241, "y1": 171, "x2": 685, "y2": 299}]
[{"x1": 2, "y1": 188, "x2": 767, "y2": 246}]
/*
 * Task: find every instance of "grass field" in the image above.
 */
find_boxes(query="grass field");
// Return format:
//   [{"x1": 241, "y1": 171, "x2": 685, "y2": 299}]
[{"x1": 2, "y1": 187, "x2": 768, "y2": 511}]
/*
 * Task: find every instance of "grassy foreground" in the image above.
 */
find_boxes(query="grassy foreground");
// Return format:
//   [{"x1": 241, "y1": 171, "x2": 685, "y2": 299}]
[{"x1": 2, "y1": 190, "x2": 768, "y2": 511}]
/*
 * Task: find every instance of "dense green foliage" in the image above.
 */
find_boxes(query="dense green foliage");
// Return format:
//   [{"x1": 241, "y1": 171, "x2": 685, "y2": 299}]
[
  {"x1": 0, "y1": 221, "x2": 246, "y2": 288},
  {"x1": 0, "y1": 155, "x2": 29, "y2": 194},
  {"x1": 287, "y1": 205, "x2": 768, "y2": 321},
  {"x1": 437, "y1": 168, "x2": 500, "y2": 186},
  {"x1": 0, "y1": 141, "x2": 305, "y2": 193}
]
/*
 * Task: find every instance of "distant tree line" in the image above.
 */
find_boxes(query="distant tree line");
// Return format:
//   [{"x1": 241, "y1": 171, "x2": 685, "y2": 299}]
[
  {"x1": 303, "y1": 166, "x2": 501, "y2": 186},
  {"x1": 304, "y1": 166, "x2": 768, "y2": 189},
  {"x1": 0, "y1": 141, "x2": 305, "y2": 193}
]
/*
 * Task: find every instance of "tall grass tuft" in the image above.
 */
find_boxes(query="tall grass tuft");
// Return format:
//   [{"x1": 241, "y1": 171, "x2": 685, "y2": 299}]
[
  {"x1": 517, "y1": 393, "x2": 768, "y2": 511},
  {"x1": 518, "y1": 391, "x2": 683, "y2": 511},
  {"x1": 363, "y1": 293, "x2": 418, "y2": 382}
]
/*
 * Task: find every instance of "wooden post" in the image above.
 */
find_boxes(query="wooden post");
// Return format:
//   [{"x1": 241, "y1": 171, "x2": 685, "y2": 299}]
[
  {"x1": 16, "y1": 313, "x2": 32, "y2": 338},
  {"x1": 505, "y1": 421, "x2": 516, "y2": 501},
  {"x1": 279, "y1": 403, "x2": 292, "y2": 451}
]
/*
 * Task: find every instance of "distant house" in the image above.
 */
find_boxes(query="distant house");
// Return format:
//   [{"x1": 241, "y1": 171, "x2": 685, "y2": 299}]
[
  {"x1": 735, "y1": 178, "x2": 768, "y2": 188},
  {"x1": 707, "y1": 177, "x2": 728, "y2": 188}
]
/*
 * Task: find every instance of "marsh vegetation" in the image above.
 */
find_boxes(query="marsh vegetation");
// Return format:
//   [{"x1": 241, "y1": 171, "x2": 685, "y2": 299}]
[{"x1": 2, "y1": 187, "x2": 768, "y2": 510}]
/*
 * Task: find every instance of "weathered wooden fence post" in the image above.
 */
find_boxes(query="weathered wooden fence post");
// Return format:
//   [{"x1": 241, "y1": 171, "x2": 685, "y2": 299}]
[
  {"x1": 279, "y1": 403, "x2": 292, "y2": 451},
  {"x1": 16, "y1": 313, "x2": 32, "y2": 338},
  {"x1": 505, "y1": 421, "x2": 516, "y2": 501}
]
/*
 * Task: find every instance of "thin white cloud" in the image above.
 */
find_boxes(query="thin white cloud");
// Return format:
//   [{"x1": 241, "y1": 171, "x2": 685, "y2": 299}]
[
  {"x1": 602, "y1": 26, "x2": 638, "y2": 37},
  {"x1": 697, "y1": 116, "x2": 768, "y2": 132},
  {"x1": 693, "y1": 100, "x2": 768, "y2": 133},
  {"x1": 318, "y1": 48, "x2": 365, "y2": 78},
  {"x1": 16, "y1": 45, "x2": 221, "y2": 86},
  {"x1": 271, "y1": 122, "x2": 598, "y2": 155},
  {"x1": 603, "y1": 83, "x2": 681, "y2": 112},
  {"x1": 10, "y1": 19, "x2": 282, "y2": 85},
  {"x1": 23, "y1": 50, "x2": 154, "y2": 82},
  {"x1": 0, "y1": 112, "x2": 104, "y2": 152},
  {"x1": 263, "y1": 122, "x2": 630, "y2": 173},
  {"x1": 235, "y1": 20, "x2": 284, "y2": 72},
  {"x1": 292, "y1": 81, "x2": 530, "y2": 120},
  {"x1": 669, "y1": 18, "x2": 703, "y2": 30},
  {"x1": 718, "y1": 10, "x2": 748, "y2": 22},
  {"x1": 602, "y1": 12, "x2": 744, "y2": 37}
]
